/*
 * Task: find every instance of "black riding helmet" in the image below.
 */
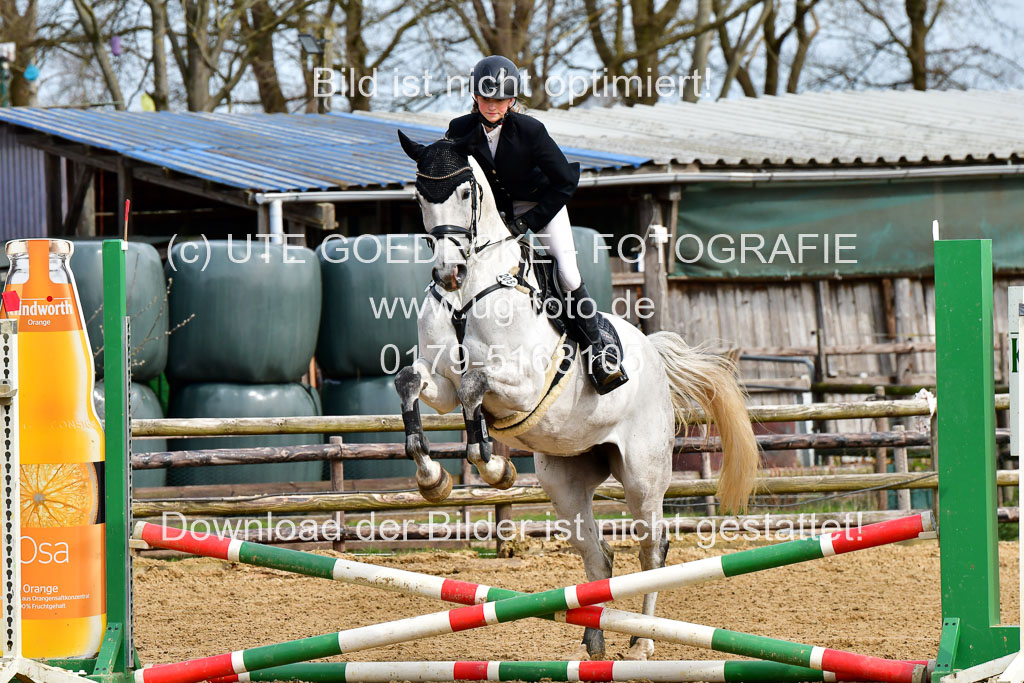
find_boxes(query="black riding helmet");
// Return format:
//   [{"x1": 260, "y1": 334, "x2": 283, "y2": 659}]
[{"x1": 471, "y1": 55, "x2": 521, "y2": 100}]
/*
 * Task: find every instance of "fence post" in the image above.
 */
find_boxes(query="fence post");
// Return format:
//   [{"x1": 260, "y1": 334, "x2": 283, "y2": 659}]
[
  {"x1": 329, "y1": 436, "x2": 345, "y2": 552},
  {"x1": 489, "y1": 440, "x2": 516, "y2": 554},
  {"x1": 642, "y1": 222, "x2": 670, "y2": 334},
  {"x1": 929, "y1": 411, "x2": 939, "y2": 520},
  {"x1": 873, "y1": 386, "x2": 890, "y2": 510},
  {"x1": 495, "y1": 503, "x2": 512, "y2": 557},
  {"x1": 892, "y1": 425, "x2": 911, "y2": 511},
  {"x1": 461, "y1": 428, "x2": 472, "y2": 526},
  {"x1": 893, "y1": 278, "x2": 916, "y2": 384},
  {"x1": 700, "y1": 453, "x2": 716, "y2": 517}
]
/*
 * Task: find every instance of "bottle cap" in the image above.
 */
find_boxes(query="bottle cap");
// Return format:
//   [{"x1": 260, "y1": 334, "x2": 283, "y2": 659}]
[{"x1": 5, "y1": 239, "x2": 72, "y2": 256}]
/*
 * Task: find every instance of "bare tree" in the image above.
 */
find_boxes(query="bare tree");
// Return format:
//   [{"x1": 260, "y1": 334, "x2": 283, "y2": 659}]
[
  {"x1": 241, "y1": 0, "x2": 288, "y2": 111},
  {"x1": 683, "y1": 0, "x2": 712, "y2": 102},
  {"x1": 584, "y1": 0, "x2": 685, "y2": 105},
  {"x1": 69, "y1": 0, "x2": 127, "y2": 107},
  {"x1": 433, "y1": 0, "x2": 589, "y2": 110},
  {"x1": 856, "y1": 0, "x2": 941, "y2": 90},
  {"x1": 323, "y1": 0, "x2": 444, "y2": 111},
  {"x1": 804, "y1": 0, "x2": 1024, "y2": 91},
  {"x1": 166, "y1": 0, "x2": 253, "y2": 111},
  {"x1": 713, "y1": 0, "x2": 769, "y2": 97},
  {"x1": 16, "y1": 0, "x2": 1024, "y2": 111},
  {"x1": 762, "y1": 0, "x2": 819, "y2": 95},
  {"x1": 0, "y1": 0, "x2": 38, "y2": 105},
  {"x1": 448, "y1": 0, "x2": 534, "y2": 59},
  {"x1": 158, "y1": 0, "x2": 322, "y2": 112},
  {"x1": 525, "y1": 0, "x2": 583, "y2": 109},
  {"x1": 784, "y1": 0, "x2": 818, "y2": 91},
  {"x1": 146, "y1": 0, "x2": 170, "y2": 109},
  {"x1": 578, "y1": 0, "x2": 761, "y2": 106}
]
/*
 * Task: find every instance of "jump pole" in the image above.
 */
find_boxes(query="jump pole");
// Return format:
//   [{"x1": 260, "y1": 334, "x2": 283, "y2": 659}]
[
  {"x1": 133, "y1": 517, "x2": 934, "y2": 683},
  {"x1": 132, "y1": 610, "x2": 927, "y2": 683},
  {"x1": 208, "y1": 659, "x2": 891, "y2": 683},
  {"x1": 134, "y1": 514, "x2": 933, "y2": 683},
  {"x1": 133, "y1": 511, "x2": 933, "y2": 607}
]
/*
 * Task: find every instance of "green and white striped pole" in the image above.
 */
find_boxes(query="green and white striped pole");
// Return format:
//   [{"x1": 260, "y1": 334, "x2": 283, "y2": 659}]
[
  {"x1": 210, "y1": 659, "x2": 878, "y2": 683},
  {"x1": 134, "y1": 603, "x2": 926, "y2": 683},
  {"x1": 134, "y1": 514, "x2": 932, "y2": 683},
  {"x1": 134, "y1": 512, "x2": 933, "y2": 608}
]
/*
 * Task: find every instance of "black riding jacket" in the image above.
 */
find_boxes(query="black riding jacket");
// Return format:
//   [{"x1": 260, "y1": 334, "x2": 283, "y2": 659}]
[{"x1": 446, "y1": 111, "x2": 581, "y2": 235}]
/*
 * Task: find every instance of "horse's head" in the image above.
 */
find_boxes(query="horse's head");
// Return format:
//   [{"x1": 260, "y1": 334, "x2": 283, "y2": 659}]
[{"x1": 399, "y1": 131, "x2": 480, "y2": 291}]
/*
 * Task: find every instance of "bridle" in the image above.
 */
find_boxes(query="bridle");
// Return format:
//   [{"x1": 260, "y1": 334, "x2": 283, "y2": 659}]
[
  {"x1": 415, "y1": 162, "x2": 542, "y2": 371},
  {"x1": 417, "y1": 166, "x2": 519, "y2": 261}
]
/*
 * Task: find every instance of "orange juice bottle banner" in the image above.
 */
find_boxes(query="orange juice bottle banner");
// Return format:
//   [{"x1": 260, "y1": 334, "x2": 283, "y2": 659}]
[{"x1": 2, "y1": 238, "x2": 106, "y2": 659}]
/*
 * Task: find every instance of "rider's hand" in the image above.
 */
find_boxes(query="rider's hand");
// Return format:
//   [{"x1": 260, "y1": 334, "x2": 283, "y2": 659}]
[{"x1": 502, "y1": 213, "x2": 529, "y2": 236}]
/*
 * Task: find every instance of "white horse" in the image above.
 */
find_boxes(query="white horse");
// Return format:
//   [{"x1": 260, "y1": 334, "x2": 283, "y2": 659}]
[{"x1": 395, "y1": 133, "x2": 759, "y2": 660}]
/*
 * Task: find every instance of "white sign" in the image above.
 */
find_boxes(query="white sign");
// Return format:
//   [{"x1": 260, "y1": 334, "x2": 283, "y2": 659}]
[
  {"x1": 0, "y1": 43, "x2": 14, "y2": 62},
  {"x1": 1003, "y1": 294, "x2": 1024, "y2": 676},
  {"x1": 1010, "y1": 287, "x2": 1023, "y2": 458}
]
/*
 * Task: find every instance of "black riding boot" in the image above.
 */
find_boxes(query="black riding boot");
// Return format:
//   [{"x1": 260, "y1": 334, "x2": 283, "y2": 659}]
[{"x1": 565, "y1": 283, "x2": 629, "y2": 395}]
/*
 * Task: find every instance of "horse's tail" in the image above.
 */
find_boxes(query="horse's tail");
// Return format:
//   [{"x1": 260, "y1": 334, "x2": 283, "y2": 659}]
[{"x1": 648, "y1": 331, "x2": 760, "y2": 514}]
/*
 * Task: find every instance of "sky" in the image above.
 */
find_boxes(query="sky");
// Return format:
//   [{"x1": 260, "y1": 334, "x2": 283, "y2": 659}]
[{"x1": 28, "y1": 0, "x2": 1024, "y2": 113}]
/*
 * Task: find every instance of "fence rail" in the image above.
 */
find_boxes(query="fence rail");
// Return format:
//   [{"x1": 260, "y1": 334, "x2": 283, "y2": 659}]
[
  {"x1": 126, "y1": 394, "x2": 1022, "y2": 552},
  {"x1": 132, "y1": 428, "x2": 990, "y2": 470},
  {"x1": 134, "y1": 509, "x2": 948, "y2": 547},
  {"x1": 134, "y1": 395, "x2": 1003, "y2": 438},
  {"x1": 131, "y1": 470, "x2": 1017, "y2": 518}
]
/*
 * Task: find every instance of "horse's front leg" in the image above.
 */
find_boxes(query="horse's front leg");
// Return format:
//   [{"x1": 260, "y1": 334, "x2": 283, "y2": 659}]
[
  {"x1": 459, "y1": 369, "x2": 517, "y2": 490},
  {"x1": 395, "y1": 359, "x2": 459, "y2": 502}
]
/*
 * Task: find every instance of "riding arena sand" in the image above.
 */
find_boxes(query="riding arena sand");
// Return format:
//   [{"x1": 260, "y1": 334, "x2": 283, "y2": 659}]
[{"x1": 133, "y1": 537, "x2": 1020, "y2": 678}]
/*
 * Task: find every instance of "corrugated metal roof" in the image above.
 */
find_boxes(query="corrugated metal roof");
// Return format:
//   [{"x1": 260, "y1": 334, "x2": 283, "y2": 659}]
[
  {"x1": 0, "y1": 109, "x2": 647, "y2": 193},
  {"x1": 1, "y1": 89, "x2": 1019, "y2": 197},
  {"x1": 364, "y1": 89, "x2": 1024, "y2": 167},
  {"x1": 0, "y1": 126, "x2": 47, "y2": 239}
]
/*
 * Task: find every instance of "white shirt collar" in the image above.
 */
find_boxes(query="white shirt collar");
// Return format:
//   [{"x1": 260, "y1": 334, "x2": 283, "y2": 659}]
[{"x1": 483, "y1": 122, "x2": 502, "y2": 157}]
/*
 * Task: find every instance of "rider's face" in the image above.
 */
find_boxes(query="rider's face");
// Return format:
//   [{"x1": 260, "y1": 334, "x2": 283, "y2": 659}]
[{"x1": 475, "y1": 95, "x2": 514, "y2": 123}]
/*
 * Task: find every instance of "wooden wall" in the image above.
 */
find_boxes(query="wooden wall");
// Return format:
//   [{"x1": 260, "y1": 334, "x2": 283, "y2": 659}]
[{"x1": 612, "y1": 267, "x2": 1024, "y2": 432}]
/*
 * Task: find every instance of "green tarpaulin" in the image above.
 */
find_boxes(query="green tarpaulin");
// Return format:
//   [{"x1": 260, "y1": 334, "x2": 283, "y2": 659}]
[{"x1": 671, "y1": 176, "x2": 1024, "y2": 278}]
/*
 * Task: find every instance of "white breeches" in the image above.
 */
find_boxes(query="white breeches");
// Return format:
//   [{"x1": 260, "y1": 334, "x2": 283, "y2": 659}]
[{"x1": 513, "y1": 201, "x2": 582, "y2": 292}]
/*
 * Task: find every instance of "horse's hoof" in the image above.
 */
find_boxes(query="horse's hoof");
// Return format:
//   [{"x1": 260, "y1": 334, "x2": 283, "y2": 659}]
[
  {"x1": 418, "y1": 468, "x2": 453, "y2": 502},
  {"x1": 492, "y1": 458, "x2": 517, "y2": 490},
  {"x1": 623, "y1": 638, "x2": 653, "y2": 661},
  {"x1": 568, "y1": 644, "x2": 591, "y2": 662}
]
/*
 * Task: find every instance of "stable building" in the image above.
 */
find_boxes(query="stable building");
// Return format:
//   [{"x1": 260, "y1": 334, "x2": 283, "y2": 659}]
[{"x1": 1, "y1": 89, "x2": 1023, "y2": 414}]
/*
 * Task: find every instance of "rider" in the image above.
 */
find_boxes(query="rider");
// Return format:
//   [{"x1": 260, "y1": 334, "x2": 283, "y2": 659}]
[{"x1": 445, "y1": 55, "x2": 628, "y2": 395}]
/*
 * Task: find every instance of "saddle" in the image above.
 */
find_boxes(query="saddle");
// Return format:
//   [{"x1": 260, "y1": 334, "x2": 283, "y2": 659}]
[{"x1": 526, "y1": 242, "x2": 626, "y2": 362}]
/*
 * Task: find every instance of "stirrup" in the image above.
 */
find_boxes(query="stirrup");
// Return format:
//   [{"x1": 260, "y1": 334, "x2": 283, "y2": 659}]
[{"x1": 584, "y1": 344, "x2": 629, "y2": 395}]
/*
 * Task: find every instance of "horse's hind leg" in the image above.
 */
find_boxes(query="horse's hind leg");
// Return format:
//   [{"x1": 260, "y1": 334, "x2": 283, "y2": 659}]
[
  {"x1": 609, "y1": 441, "x2": 672, "y2": 661},
  {"x1": 395, "y1": 361, "x2": 456, "y2": 502},
  {"x1": 458, "y1": 369, "x2": 517, "y2": 489},
  {"x1": 535, "y1": 450, "x2": 613, "y2": 660}
]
